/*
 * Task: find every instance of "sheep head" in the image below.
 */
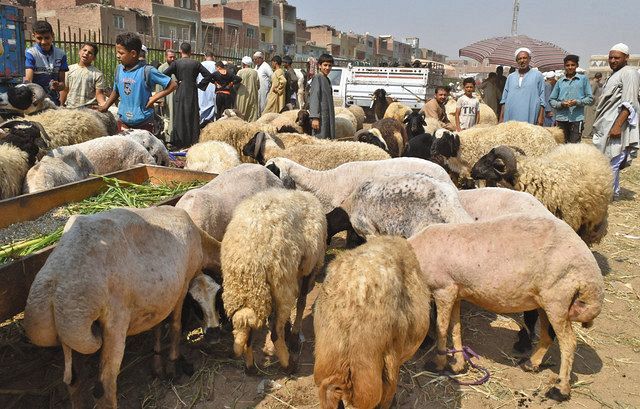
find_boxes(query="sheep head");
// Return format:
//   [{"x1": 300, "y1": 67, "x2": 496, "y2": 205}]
[
  {"x1": 0, "y1": 120, "x2": 51, "y2": 165},
  {"x1": 0, "y1": 83, "x2": 49, "y2": 114},
  {"x1": 325, "y1": 207, "x2": 353, "y2": 245},
  {"x1": 403, "y1": 111, "x2": 427, "y2": 138},
  {"x1": 243, "y1": 132, "x2": 276, "y2": 164},
  {"x1": 188, "y1": 274, "x2": 222, "y2": 344},
  {"x1": 296, "y1": 109, "x2": 312, "y2": 135},
  {"x1": 471, "y1": 145, "x2": 519, "y2": 187},
  {"x1": 372, "y1": 88, "x2": 387, "y2": 101},
  {"x1": 265, "y1": 157, "x2": 298, "y2": 189},
  {"x1": 355, "y1": 128, "x2": 388, "y2": 152}
]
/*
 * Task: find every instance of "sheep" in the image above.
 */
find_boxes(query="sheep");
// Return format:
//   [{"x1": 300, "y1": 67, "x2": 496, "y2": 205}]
[
  {"x1": 0, "y1": 82, "x2": 55, "y2": 114},
  {"x1": 314, "y1": 236, "x2": 430, "y2": 409},
  {"x1": 347, "y1": 104, "x2": 365, "y2": 130},
  {"x1": 242, "y1": 131, "x2": 390, "y2": 170},
  {"x1": 334, "y1": 116, "x2": 356, "y2": 139},
  {"x1": 383, "y1": 101, "x2": 412, "y2": 123},
  {"x1": 403, "y1": 110, "x2": 427, "y2": 138},
  {"x1": 355, "y1": 118, "x2": 408, "y2": 157},
  {"x1": 23, "y1": 150, "x2": 97, "y2": 193},
  {"x1": 121, "y1": 129, "x2": 171, "y2": 166},
  {"x1": 326, "y1": 172, "x2": 473, "y2": 242},
  {"x1": 264, "y1": 156, "x2": 454, "y2": 213},
  {"x1": 408, "y1": 214, "x2": 604, "y2": 401},
  {"x1": 470, "y1": 143, "x2": 613, "y2": 245},
  {"x1": 371, "y1": 88, "x2": 393, "y2": 121},
  {"x1": 48, "y1": 134, "x2": 155, "y2": 174},
  {"x1": 335, "y1": 106, "x2": 358, "y2": 130},
  {"x1": 175, "y1": 163, "x2": 284, "y2": 241},
  {"x1": 218, "y1": 108, "x2": 244, "y2": 120},
  {"x1": 0, "y1": 120, "x2": 50, "y2": 199},
  {"x1": 23, "y1": 206, "x2": 222, "y2": 409},
  {"x1": 200, "y1": 119, "x2": 264, "y2": 163},
  {"x1": 25, "y1": 108, "x2": 111, "y2": 148},
  {"x1": 221, "y1": 188, "x2": 326, "y2": 374},
  {"x1": 185, "y1": 140, "x2": 241, "y2": 174}
]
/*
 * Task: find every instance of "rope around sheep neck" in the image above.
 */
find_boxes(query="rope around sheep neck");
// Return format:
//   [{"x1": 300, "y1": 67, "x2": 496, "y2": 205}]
[{"x1": 437, "y1": 346, "x2": 491, "y2": 386}]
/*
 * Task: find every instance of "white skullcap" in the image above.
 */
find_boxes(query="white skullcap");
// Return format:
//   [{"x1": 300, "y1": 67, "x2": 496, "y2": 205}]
[
  {"x1": 222, "y1": 60, "x2": 228, "y2": 66},
  {"x1": 141, "y1": 45, "x2": 148, "y2": 54},
  {"x1": 242, "y1": 56, "x2": 252, "y2": 65},
  {"x1": 253, "y1": 51, "x2": 264, "y2": 58},
  {"x1": 514, "y1": 47, "x2": 532, "y2": 58},
  {"x1": 544, "y1": 71, "x2": 555, "y2": 79},
  {"x1": 610, "y1": 43, "x2": 629, "y2": 55}
]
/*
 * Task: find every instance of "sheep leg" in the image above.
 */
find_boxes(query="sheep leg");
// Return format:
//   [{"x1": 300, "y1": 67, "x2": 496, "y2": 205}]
[
  {"x1": 514, "y1": 310, "x2": 538, "y2": 352},
  {"x1": 288, "y1": 274, "x2": 313, "y2": 352},
  {"x1": 95, "y1": 320, "x2": 128, "y2": 409},
  {"x1": 428, "y1": 290, "x2": 456, "y2": 372},
  {"x1": 449, "y1": 300, "x2": 467, "y2": 373},
  {"x1": 152, "y1": 325, "x2": 164, "y2": 378},
  {"x1": 521, "y1": 309, "x2": 552, "y2": 372},
  {"x1": 273, "y1": 306, "x2": 295, "y2": 374},
  {"x1": 545, "y1": 318, "x2": 575, "y2": 401},
  {"x1": 166, "y1": 302, "x2": 193, "y2": 379},
  {"x1": 63, "y1": 344, "x2": 91, "y2": 409},
  {"x1": 379, "y1": 354, "x2": 400, "y2": 409}
]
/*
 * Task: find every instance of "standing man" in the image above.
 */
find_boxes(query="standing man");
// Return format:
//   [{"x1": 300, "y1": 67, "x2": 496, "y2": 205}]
[
  {"x1": 199, "y1": 61, "x2": 242, "y2": 120},
  {"x1": 24, "y1": 20, "x2": 68, "y2": 106},
  {"x1": 163, "y1": 42, "x2": 211, "y2": 148},
  {"x1": 282, "y1": 55, "x2": 299, "y2": 108},
  {"x1": 543, "y1": 71, "x2": 557, "y2": 127},
  {"x1": 478, "y1": 72, "x2": 501, "y2": 116},
  {"x1": 500, "y1": 48, "x2": 545, "y2": 125},
  {"x1": 60, "y1": 42, "x2": 105, "y2": 108},
  {"x1": 198, "y1": 51, "x2": 217, "y2": 126},
  {"x1": 592, "y1": 43, "x2": 639, "y2": 200},
  {"x1": 253, "y1": 51, "x2": 272, "y2": 114},
  {"x1": 262, "y1": 55, "x2": 287, "y2": 114},
  {"x1": 419, "y1": 86, "x2": 456, "y2": 131},
  {"x1": 309, "y1": 53, "x2": 335, "y2": 139},
  {"x1": 158, "y1": 49, "x2": 177, "y2": 141},
  {"x1": 549, "y1": 55, "x2": 594, "y2": 143},
  {"x1": 235, "y1": 56, "x2": 259, "y2": 122}
]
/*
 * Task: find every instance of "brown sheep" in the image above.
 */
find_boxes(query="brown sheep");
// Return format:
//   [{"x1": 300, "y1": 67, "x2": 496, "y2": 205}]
[
  {"x1": 314, "y1": 236, "x2": 430, "y2": 409},
  {"x1": 408, "y1": 214, "x2": 604, "y2": 401},
  {"x1": 354, "y1": 117, "x2": 408, "y2": 157},
  {"x1": 23, "y1": 207, "x2": 221, "y2": 409}
]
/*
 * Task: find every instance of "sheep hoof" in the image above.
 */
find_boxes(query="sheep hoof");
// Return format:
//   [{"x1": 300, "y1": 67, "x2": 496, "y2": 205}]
[
  {"x1": 282, "y1": 359, "x2": 298, "y2": 375},
  {"x1": 177, "y1": 356, "x2": 194, "y2": 377},
  {"x1": 244, "y1": 365, "x2": 259, "y2": 376},
  {"x1": 165, "y1": 360, "x2": 177, "y2": 381},
  {"x1": 545, "y1": 387, "x2": 570, "y2": 402},
  {"x1": 519, "y1": 359, "x2": 540, "y2": 373},
  {"x1": 152, "y1": 354, "x2": 164, "y2": 378}
]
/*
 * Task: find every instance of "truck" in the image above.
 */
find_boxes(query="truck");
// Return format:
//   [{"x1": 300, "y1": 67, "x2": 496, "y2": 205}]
[
  {"x1": 328, "y1": 64, "x2": 444, "y2": 110},
  {"x1": 0, "y1": 5, "x2": 26, "y2": 118}
]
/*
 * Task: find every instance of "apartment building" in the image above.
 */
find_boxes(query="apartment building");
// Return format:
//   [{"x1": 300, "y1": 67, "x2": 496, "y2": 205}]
[{"x1": 200, "y1": 3, "x2": 258, "y2": 53}]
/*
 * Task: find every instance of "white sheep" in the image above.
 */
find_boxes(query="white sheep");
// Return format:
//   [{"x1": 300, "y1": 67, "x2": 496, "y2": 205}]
[
  {"x1": 121, "y1": 129, "x2": 171, "y2": 166},
  {"x1": 175, "y1": 163, "x2": 284, "y2": 241},
  {"x1": 242, "y1": 132, "x2": 390, "y2": 170},
  {"x1": 264, "y1": 156, "x2": 454, "y2": 213},
  {"x1": 185, "y1": 141, "x2": 241, "y2": 174},
  {"x1": 471, "y1": 143, "x2": 613, "y2": 245},
  {"x1": 24, "y1": 108, "x2": 110, "y2": 148},
  {"x1": 347, "y1": 104, "x2": 365, "y2": 130},
  {"x1": 334, "y1": 106, "x2": 358, "y2": 131},
  {"x1": 23, "y1": 150, "x2": 97, "y2": 193},
  {"x1": 0, "y1": 144, "x2": 30, "y2": 199},
  {"x1": 200, "y1": 119, "x2": 263, "y2": 163},
  {"x1": 222, "y1": 188, "x2": 326, "y2": 374},
  {"x1": 314, "y1": 236, "x2": 430, "y2": 409},
  {"x1": 334, "y1": 116, "x2": 356, "y2": 139},
  {"x1": 23, "y1": 206, "x2": 221, "y2": 409},
  {"x1": 408, "y1": 214, "x2": 604, "y2": 401},
  {"x1": 327, "y1": 172, "x2": 472, "y2": 240}
]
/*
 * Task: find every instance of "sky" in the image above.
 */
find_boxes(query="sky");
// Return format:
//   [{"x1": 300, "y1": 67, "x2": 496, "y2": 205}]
[{"x1": 291, "y1": 0, "x2": 639, "y2": 67}]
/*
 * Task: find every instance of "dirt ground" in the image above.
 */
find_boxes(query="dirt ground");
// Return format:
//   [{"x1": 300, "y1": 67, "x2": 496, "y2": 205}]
[{"x1": 1, "y1": 159, "x2": 639, "y2": 409}]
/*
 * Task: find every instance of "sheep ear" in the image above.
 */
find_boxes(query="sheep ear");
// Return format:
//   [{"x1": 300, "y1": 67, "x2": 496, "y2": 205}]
[
  {"x1": 402, "y1": 115, "x2": 410, "y2": 124},
  {"x1": 266, "y1": 162, "x2": 280, "y2": 178},
  {"x1": 325, "y1": 207, "x2": 352, "y2": 245}
]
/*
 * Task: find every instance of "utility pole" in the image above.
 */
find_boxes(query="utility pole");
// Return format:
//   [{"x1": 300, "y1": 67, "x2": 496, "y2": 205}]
[{"x1": 511, "y1": 0, "x2": 520, "y2": 36}]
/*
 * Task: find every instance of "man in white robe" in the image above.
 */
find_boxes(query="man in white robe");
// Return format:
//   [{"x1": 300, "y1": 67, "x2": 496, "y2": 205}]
[
  {"x1": 592, "y1": 43, "x2": 640, "y2": 199},
  {"x1": 253, "y1": 51, "x2": 272, "y2": 114}
]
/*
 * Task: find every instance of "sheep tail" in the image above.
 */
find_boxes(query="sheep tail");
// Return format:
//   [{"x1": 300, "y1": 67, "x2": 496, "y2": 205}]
[
  {"x1": 54, "y1": 299, "x2": 103, "y2": 355},
  {"x1": 232, "y1": 308, "x2": 257, "y2": 357},
  {"x1": 568, "y1": 282, "x2": 603, "y2": 325},
  {"x1": 62, "y1": 343, "x2": 74, "y2": 385}
]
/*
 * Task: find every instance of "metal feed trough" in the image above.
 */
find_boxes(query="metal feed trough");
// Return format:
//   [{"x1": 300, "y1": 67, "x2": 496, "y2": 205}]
[{"x1": 0, "y1": 165, "x2": 215, "y2": 322}]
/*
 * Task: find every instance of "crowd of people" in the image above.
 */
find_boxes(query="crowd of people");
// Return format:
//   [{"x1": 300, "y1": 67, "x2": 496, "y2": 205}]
[{"x1": 23, "y1": 19, "x2": 639, "y2": 199}]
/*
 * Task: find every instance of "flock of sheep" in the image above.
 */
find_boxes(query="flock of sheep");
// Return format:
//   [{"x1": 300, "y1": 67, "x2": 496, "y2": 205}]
[{"x1": 0, "y1": 84, "x2": 613, "y2": 409}]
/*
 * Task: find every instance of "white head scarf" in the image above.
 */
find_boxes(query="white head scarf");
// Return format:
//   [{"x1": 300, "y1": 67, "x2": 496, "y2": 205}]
[
  {"x1": 610, "y1": 43, "x2": 630, "y2": 55},
  {"x1": 242, "y1": 56, "x2": 252, "y2": 65},
  {"x1": 514, "y1": 47, "x2": 532, "y2": 58}
]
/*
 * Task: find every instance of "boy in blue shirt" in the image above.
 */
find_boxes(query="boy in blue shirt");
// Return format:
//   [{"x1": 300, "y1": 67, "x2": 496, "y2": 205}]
[
  {"x1": 99, "y1": 33, "x2": 176, "y2": 133},
  {"x1": 24, "y1": 20, "x2": 69, "y2": 106}
]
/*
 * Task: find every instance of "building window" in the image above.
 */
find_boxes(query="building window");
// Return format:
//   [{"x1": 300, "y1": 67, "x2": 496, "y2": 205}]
[
  {"x1": 247, "y1": 27, "x2": 256, "y2": 39},
  {"x1": 272, "y1": 18, "x2": 277, "y2": 28},
  {"x1": 181, "y1": 27, "x2": 190, "y2": 41},
  {"x1": 261, "y1": 32, "x2": 266, "y2": 42},
  {"x1": 114, "y1": 15, "x2": 125, "y2": 30},
  {"x1": 180, "y1": 0, "x2": 191, "y2": 8}
]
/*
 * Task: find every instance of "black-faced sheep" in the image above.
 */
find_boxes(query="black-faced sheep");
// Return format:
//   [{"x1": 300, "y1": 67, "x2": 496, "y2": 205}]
[
  {"x1": 408, "y1": 215, "x2": 604, "y2": 401},
  {"x1": 222, "y1": 189, "x2": 326, "y2": 374},
  {"x1": 314, "y1": 236, "x2": 430, "y2": 409},
  {"x1": 354, "y1": 118, "x2": 408, "y2": 157},
  {"x1": 471, "y1": 143, "x2": 613, "y2": 245},
  {"x1": 242, "y1": 132, "x2": 390, "y2": 170},
  {"x1": 326, "y1": 172, "x2": 472, "y2": 242},
  {"x1": 264, "y1": 156, "x2": 454, "y2": 213},
  {"x1": 0, "y1": 83, "x2": 54, "y2": 113},
  {"x1": 403, "y1": 110, "x2": 427, "y2": 138},
  {"x1": 0, "y1": 120, "x2": 51, "y2": 199},
  {"x1": 23, "y1": 206, "x2": 221, "y2": 409},
  {"x1": 371, "y1": 88, "x2": 393, "y2": 121}
]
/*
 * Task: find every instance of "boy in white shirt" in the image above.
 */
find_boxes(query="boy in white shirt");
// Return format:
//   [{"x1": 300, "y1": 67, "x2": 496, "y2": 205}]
[{"x1": 455, "y1": 77, "x2": 480, "y2": 131}]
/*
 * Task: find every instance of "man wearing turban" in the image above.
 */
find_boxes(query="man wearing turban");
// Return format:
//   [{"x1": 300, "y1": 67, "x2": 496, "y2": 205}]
[{"x1": 499, "y1": 47, "x2": 546, "y2": 125}]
